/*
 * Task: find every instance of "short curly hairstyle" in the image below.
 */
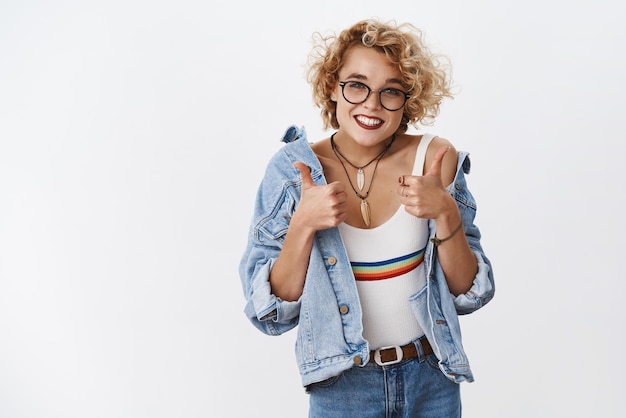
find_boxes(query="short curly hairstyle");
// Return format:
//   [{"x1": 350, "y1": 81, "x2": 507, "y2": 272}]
[{"x1": 306, "y1": 19, "x2": 453, "y2": 133}]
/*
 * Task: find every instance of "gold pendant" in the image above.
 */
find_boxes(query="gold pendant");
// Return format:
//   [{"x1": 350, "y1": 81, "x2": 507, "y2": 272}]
[{"x1": 360, "y1": 199, "x2": 371, "y2": 227}]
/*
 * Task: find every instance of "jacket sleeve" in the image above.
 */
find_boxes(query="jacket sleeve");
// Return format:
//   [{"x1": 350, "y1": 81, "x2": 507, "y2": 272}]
[
  {"x1": 448, "y1": 153, "x2": 495, "y2": 315},
  {"x1": 238, "y1": 153, "x2": 302, "y2": 335}
]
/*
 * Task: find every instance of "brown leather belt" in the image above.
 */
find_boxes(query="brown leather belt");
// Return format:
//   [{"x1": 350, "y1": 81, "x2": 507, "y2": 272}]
[{"x1": 371, "y1": 338, "x2": 433, "y2": 366}]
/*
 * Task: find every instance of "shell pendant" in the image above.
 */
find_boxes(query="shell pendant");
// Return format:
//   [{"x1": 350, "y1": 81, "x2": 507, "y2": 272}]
[
  {"x1": 360, "y1": 199, "x2": 371, "y2": 227},
  {"x1": 356, "y1": 168, "x2": 365, "y2": 191}
]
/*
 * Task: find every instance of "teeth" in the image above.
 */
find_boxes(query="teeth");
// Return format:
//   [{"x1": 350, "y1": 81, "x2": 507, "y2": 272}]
[{"x1": 356, "y1": 116, "x2": 381, "y2": 127}]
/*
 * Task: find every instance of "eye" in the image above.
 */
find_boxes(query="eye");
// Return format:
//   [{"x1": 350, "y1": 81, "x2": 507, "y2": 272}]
[
  {"x1": 346, "y1": 81, "x2": 368, "y2": 91},
  {"x1": 381, "y1": 88, "x2": 404, "y2": 98}
]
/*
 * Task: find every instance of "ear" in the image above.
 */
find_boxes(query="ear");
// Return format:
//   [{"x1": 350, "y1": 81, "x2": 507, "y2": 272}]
[{"x1": 330, "y1": 85, "x2": 338, "y2": 102}]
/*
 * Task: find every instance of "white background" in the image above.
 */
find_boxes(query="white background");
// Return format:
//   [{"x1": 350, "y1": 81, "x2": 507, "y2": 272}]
[{"x1": 1, "y1": 0, "x2": 624, "y2": 417}]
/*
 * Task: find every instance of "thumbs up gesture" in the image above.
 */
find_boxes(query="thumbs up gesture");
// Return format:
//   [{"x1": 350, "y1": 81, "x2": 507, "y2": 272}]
[
  {"x1": 292, "y1": 162, "x2": 348, "y2": 231},
  {"x1": 398, "y1": 145, "x2": 456, "y2": 220}
]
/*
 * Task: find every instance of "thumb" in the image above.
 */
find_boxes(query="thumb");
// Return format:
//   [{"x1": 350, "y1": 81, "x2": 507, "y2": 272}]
[
  {"x1": 293, "y1": 162, "x2": 316, "y2": 189},
  {"x1": 425, "y1": 146, "x2": 449, "y2": 177}
]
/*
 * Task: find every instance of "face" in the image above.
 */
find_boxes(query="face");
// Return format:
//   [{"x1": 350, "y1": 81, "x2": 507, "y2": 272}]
[{"x1": 331, "y1": 45, "x2": 406, "y2": 147}]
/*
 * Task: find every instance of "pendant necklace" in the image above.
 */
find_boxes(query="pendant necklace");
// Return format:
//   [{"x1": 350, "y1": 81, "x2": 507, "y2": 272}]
[{"x1": 330, "y1": 133, "x2": 396, "y2": 227}]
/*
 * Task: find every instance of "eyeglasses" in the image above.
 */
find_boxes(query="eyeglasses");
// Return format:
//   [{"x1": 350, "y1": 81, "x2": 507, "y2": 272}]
[{"x1": 338, "y1": 81, "x2": 410, "y2": 112}]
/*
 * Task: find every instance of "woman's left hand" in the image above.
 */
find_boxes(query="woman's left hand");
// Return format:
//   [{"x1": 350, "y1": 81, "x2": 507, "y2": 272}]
[{"x1": 398, "y1": 146, "x2": 456, "y2": 220}]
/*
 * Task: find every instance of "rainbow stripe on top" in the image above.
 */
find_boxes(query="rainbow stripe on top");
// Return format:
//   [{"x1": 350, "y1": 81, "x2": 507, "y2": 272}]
[{"x1": 351, "y1": 247, "x2": 425, "y2": 281}]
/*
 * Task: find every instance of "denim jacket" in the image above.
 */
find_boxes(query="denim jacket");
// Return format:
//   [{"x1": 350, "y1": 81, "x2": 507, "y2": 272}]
[{"x1": 239, "y1": 125, "x2": 495, "y2": 387}]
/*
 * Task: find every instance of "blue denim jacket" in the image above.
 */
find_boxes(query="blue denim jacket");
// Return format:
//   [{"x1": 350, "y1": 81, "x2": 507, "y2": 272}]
[{"x1": 239, "y1": 125, "x2": 495, "y2": 387}]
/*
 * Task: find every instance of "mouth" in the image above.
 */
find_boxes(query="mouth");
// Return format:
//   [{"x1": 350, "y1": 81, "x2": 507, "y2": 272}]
[{"x1": 355, "y1": 115, "x2": 383, "y2": 129}]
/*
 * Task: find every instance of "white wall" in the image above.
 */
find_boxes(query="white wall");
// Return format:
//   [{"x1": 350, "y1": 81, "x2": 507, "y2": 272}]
[{"x1": 1, "y1": 1, "x2": 624, "y2": 417}]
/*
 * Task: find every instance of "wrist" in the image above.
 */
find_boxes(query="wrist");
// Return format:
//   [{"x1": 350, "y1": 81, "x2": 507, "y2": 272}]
[
  {"x1": 287, "y1": 212, "x2": 318, "y2": 239},
  {"x1": 434, "y1": 195, "x2": 459, "y2": 225},
  {"x1": 431, "y1": 220, "x2": 463, "y2": 247},
  {"x1": 432, "y1": 198, "x2": 463, "y2": 247}
]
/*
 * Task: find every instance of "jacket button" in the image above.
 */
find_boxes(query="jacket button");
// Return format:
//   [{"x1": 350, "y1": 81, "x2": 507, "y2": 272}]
[
  {"x1": 455, "y1": 184, "x2": 463, "y2": 191},
  {"x1": 327, "y1": 256, "x2": 337, "y2": 266},
  {"x1": 339, "y1": 305, "x2": 349, "y2": 315},
  {"x1": 353, "y1": 356, "x2": 362, "y2": 365}
]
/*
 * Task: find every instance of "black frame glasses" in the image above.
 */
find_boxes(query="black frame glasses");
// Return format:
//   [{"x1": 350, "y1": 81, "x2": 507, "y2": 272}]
[{"x1": 338, "y1": 81, "x2": 410, "y2": 111}]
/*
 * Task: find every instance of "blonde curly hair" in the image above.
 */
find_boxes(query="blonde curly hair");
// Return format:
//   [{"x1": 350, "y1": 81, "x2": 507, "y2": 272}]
[{"x1": 306, "y1": 19, "x2": 453, "y2": 133}]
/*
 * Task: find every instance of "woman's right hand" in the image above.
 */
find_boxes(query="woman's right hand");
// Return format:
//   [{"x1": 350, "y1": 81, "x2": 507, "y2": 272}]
[{"x1": 292, "y1": 161, "x2": 348, "y2": 231}]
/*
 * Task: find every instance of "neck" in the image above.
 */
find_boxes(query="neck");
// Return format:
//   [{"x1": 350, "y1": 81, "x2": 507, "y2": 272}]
[{"x1": 330, "y1": 133, "x2": 395, "y2": 167}]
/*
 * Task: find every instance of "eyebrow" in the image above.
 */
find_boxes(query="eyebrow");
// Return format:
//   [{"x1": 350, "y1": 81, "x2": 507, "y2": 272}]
[{"x1": 342, "y1": 73, "x2": 404, "y2": 86}]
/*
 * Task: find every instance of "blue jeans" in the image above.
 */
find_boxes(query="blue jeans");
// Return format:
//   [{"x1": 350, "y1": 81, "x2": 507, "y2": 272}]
[{"x1": 307, "y1": 338, "x2": 461, "y2": 418}]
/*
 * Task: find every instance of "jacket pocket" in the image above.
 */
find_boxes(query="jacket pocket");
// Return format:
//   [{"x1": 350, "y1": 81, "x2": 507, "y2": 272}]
[{"x1": 255, "y1": 189, "x2": 295, "y2": 244}]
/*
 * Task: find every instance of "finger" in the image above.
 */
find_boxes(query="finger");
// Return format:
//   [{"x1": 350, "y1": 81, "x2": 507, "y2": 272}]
[
  {"x1": 293, "y1": 162, "x2": 315, "y2": 189},
  {"x1": 328, "y1": 181, "x2": 347, "y2": 197},
  {"x1": 425, "y1": 146, "x2": 449, "y2": 177},
  {"x1": 397, "y1": 183, "x2": 409, "y2": 199}
]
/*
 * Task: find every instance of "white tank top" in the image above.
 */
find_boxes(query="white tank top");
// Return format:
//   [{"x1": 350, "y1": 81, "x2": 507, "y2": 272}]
[{"x1": 338, "y1": 134, "x2": 434, "y2": 349}]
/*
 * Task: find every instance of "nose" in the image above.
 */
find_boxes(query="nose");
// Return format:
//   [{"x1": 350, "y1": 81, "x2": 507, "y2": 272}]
[{"x1": 363, "y1": 90, "x2": 382, "y2": 109}]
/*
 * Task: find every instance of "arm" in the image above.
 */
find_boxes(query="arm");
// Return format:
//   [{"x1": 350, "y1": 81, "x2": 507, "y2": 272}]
[
  {"x1": 429, "y1": 192, "x2": 477, "y2": 296},
  {"x1": 399, "y1": 140, "x2": 477, "y2": 296},
  {"x1": 269, "y1": 162, "x2": 347, "y2": 301}
]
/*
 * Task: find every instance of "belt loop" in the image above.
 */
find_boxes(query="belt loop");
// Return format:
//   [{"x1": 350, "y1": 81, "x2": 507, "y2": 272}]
[{"x1": 415, "y1": 335, "x2": 427, "y2": 359}]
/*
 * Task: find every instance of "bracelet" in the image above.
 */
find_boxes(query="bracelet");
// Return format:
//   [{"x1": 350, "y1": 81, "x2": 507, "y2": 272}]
[{"x1": 430, "y1": 221, "x2": 463, "y2": 247}]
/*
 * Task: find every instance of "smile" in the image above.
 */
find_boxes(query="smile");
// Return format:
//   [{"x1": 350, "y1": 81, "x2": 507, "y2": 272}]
[{"x1": 355, "y1": 115, "x2": 382, "y2": 127}]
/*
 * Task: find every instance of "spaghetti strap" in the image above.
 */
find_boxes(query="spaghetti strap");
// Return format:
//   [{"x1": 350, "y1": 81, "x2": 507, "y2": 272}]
[{"x1": 412, "y1": 134, "x2": 436, "y2": 176}]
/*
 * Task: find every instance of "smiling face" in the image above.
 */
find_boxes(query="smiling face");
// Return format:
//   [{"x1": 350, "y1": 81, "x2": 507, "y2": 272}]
[{"x1": 331, "y1": 45, "x2": 406, "y2": 147}]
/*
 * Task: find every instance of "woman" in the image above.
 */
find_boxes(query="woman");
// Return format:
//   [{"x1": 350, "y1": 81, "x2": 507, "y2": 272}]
[{"x1": 239, "y1": 18, "x2": 495, "y2": 417}]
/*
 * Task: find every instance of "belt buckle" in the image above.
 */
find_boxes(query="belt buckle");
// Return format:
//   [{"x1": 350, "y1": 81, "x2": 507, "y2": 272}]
[{"x1": 373, "y1": 345, "x2": 403, "y2": 366}]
